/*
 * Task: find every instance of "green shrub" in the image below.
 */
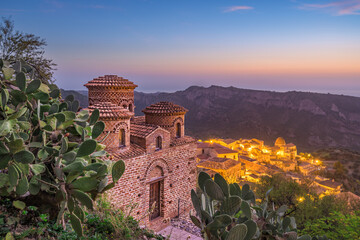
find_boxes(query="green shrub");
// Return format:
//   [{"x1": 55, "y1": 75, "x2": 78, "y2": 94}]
[
  {"x1": 300, "y1": 211, "x2": 360, "y2": 240},
  {"x1": 0, "y1": 195, "x2": 164, "y2": 240},
  {"x1": 0, "y1": 59, "x2": 125, "y2": 238}
]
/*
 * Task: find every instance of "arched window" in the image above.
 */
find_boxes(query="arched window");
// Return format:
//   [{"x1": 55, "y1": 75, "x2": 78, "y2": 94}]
[
  {"x1": 176, "y1": 122, "x2": 181, "y2": 138},
  {"x1": 156, "y1": 136, "x2": 162, "y2": 150},
  {"x1": 119, "y1": 129, "x2": 125, "y2": 147},
  {"x1": 129, "y1": 104, "x2": 133, "y2": 112},
  {"x1": 122, "y1": 104, "x2": 127, "y2": 109}
]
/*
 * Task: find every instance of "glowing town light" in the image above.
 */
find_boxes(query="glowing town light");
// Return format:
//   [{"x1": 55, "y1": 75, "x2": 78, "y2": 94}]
[{"x1": 276, "y1": 151, "x2": 284, "y2": 156}]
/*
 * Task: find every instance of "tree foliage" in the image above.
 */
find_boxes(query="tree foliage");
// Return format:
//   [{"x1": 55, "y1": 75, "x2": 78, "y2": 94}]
[
  {"x1": 0, "y1": 18, "x2": 56, "y2": 84},
  {"x1": 255, "y1": 174, "x2": 310, "y2": 208},
  {"x1": 300, "y1": 211, "x2": 360, "y2": 240},
  {"x1": 0, "y1": 59, "x2": 124, "y2": 238}
]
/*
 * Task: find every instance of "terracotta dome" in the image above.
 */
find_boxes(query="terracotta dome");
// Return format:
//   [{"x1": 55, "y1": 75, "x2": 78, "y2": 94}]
[
  {"x1": 88, "y1": 102, "x2": 132, "y2": 119},
  {"x1": 275, "y1": 137, "x2": 286, "y2": 147},
  {"x1": 142, "y1": 102, "x2": 188, "y2": 115},
  {"x1": 84, "y1": 75, "x2": 138, "y2": 89}
]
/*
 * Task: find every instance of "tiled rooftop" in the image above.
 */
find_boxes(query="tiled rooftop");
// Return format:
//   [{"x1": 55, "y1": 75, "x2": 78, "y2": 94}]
[
  {"x1": 84, "y1": 75, "x2": 138, "y2": 88},
  {"x1": 131, "y1": 116, "x2": 146, "y2": 124},
  {"x1": 142, "y1": 101, "x2": 188, "y2": 115},
  {"x1": 88, "y1": 102, "x2": 132, "y2": 119},
  {"x1": 198, "y1": 158, "x2": 240, "y2": 170},
  {"x1": 108, "y1": 144, "x2": 146, "y2": 160},
  {"x1": 214, "y1": 147, "x2": 238, "y2": 154},
  {"x1": 239, "y1": 155, "x2": 256, "y2": 162},
  {"x1": 170, "y1": 136, "x2": 196, "y2": 147},
  {"x1": 197, "y1": 154, "x2": 209, "y2": 160},
  {"x1": 317, "y1": 180, "x2": 342, "y2": 188},
  {"x1": 197, "y1": 142, "x2": 212, "y2": 148},
  {"x1": 197, "y1": 142, "x2": 238, "y2": 154},
  {"x1": 130, "y1": 123, "x2": 159, "y2": 138}
]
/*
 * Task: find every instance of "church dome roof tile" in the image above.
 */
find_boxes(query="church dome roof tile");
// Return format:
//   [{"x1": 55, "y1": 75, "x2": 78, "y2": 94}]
[
  {"x1": 88, "y1": 102, "x2": 132, "y2": 119},
  {"x1": 142, "y1": 101, "x2": 188, "y2": 115},
  {"x1": 84, "y1": 75, "x2": 138, "y2": 88}
]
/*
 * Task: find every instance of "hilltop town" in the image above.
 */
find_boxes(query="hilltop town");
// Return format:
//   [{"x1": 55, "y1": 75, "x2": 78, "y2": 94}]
[{"x1": 196, "y1": 137, "x2": 343, "y2": 197}]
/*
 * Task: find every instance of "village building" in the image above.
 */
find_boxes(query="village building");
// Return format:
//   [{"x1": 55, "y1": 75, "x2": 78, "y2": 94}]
[
  {"x1": 197, "y1": 142, "x2": 239, "y2": 160},
  {"x1": 85, "y1": 75, "x2": 197, "y2": 230},
  {"x1": 197, "y1": 157, "x2": 244, "y2": 183},
  {"x1": 313, "y1": 179, "x2": 342, "y2": 195},
  {"x1": 273, "y1": 137, "x2": 298, "y2": 160},
  {"x1": 196, "y1": 132, "x2": 343, "y2": 197}
]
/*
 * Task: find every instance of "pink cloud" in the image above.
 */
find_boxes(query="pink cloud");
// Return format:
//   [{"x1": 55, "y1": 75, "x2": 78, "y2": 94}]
[
  {"x1": 300, "y1": 0, "x2": 360, "y2": 15},
  {"x1": 223, "y1": 6, "x2": 254, "y2": 13}
]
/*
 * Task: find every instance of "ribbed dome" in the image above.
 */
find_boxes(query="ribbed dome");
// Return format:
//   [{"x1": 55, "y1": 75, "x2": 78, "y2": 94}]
[
  {"x1": 88, "y1": 102, "x2": 132, "y2": 119},
  {"x1": 275, "y1": 137, "x2": 286, "y2": 146},
  {"x1": 84, "y1": 75, "x2": 138, "y2": 89},
  {"x1": 142, "y1": 101, "x2": 188, "y2": 115}
]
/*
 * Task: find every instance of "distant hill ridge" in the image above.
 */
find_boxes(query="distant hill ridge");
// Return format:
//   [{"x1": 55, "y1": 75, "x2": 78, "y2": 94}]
[{"x1": 61, "y1": 86, "x2": 360, "y2": 152}]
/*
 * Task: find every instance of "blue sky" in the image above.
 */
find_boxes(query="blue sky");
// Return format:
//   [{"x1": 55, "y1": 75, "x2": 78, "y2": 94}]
[{"x1": 1, "y1": 0, "x2": 360, "y2": 95}]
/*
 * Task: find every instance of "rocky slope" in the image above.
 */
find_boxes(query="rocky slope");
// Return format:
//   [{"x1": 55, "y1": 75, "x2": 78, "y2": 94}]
[{"x1": 62, "y1": 86, "x2": 360, "y2": 152}]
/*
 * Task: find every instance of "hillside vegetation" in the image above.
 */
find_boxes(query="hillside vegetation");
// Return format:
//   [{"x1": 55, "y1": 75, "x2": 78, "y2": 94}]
[{"x1": 62, "y1": 85, "x2": 360, "y2": 152}]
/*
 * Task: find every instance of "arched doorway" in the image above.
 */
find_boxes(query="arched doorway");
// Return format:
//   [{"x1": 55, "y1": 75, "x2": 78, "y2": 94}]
[{"x1": 148, "y1": 166, "x2": 164, "y2": 220}]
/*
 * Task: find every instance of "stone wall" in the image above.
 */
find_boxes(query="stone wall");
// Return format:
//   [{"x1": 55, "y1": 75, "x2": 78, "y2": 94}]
[{"x1": 107, "y1": 142, "x2": 197, "y2": 230}]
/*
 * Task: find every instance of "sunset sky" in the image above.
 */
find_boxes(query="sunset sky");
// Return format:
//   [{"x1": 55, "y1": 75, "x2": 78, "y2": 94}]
[{"x1": 2, "y1": 0, "x2": 360, "y2": 95}]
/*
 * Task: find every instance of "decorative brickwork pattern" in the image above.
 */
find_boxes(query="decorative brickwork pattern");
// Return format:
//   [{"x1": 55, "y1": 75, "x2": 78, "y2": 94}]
[
  {"x1": 142, "y1": 101, "x2": 188, "y2": 115},
  {"x1": 142, "y1": 102, "x2": 187, "y2": 139},
  {"x1": 85, "y1": 75, "x2": 137, "y2": 113},
  {"x1": 85, "y1": 75, "x2": 197, "y2": 231},
  {"x1": 89, "y1": 102, "x2": 131, "y2": 149}
]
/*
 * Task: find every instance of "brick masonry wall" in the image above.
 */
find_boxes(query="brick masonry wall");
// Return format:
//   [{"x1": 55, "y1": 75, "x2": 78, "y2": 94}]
[
  {"x1": 98, "y1": 118, "x2": 131, "y2": 149},
  {"x1": 145, "y1": 129, "x2": 171, "y2": 154},
  {"x1": 107, "y1": 142, "x2": 197, "y2": 229},
  {"x1": 130, "y1": 135, "x2": 147, "y2": 149},
  {"x1": 145, "y1": 114, "x2": 185, "y2": 138},
  {"x1": 88, "y1": 87, "x2": 135, "y2": 112}
]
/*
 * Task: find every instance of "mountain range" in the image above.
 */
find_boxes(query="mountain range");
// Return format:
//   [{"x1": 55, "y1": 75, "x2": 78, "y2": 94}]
[{"x1": 61, "y1": 86, "x2": 360, "y2": 152}]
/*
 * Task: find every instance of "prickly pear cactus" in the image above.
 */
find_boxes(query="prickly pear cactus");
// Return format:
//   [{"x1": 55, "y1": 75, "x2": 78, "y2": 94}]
[
  {"x1": 0, "y1": 59, "x2": 125, "y2": 237},
  {"x1": 190, "y1": 172, "x2": 329, "y2": 240},
  {"x1": 191, "y1": 172, "x2": 257, "y2": 240}
]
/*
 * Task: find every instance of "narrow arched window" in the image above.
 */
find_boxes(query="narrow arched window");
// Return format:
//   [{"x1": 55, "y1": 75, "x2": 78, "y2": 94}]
[
  {"x1": 156, "y1": 136, "x2": 162, "y2": 150},
  {"x1": 119, "y1": 129, "x2": 125, "y2": 147},
  {"x1": 129, "y1": 104, "x2": 133, "y2": 112},
  {"x1": 176, "y1": 122, "x2": 181, "y2": 138}
]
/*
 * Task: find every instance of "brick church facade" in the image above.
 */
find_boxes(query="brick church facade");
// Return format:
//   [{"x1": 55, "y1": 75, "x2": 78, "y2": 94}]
[{"x1": 85, "y1": 75, "x2": 197, "y2": 230}]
